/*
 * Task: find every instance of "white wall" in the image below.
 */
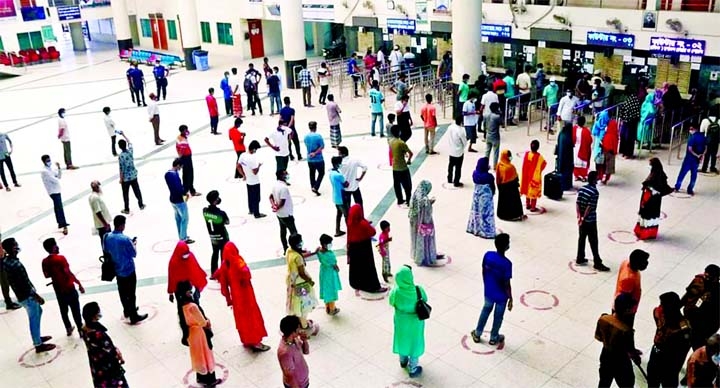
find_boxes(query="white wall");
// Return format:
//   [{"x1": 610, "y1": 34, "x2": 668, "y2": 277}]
[
  {"x1": 262, "y1": 20, "x2": 284, "y2": 57},
  {"x1": 87, "y1": 18, "x2": 116, "y2": 43}
]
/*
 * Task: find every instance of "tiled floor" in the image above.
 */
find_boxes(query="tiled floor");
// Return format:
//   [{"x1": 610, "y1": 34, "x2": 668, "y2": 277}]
[{"x1": 1, "y1": 42, "x2": 719, "y2": 388}]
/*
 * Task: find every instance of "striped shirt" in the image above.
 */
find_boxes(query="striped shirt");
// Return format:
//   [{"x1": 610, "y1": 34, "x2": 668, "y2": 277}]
[{"x1": 576, "y1": 184, "x2": 599, "y2": 223}]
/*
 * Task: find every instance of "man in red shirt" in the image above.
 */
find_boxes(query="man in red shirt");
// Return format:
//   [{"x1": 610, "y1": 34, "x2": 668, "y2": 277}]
[
  {"x1": 176, "y1": 125, "x2": 201, "y2": 197},
  {"x1": 614, "y1": 249, "x2": 650, "y2": 328},
  {"x1": 41, "y1": 238, "x2": 85, "y2": 336},
  {"x1": 420, "y1": 93, "x2": 438, "y2": 155},
  {"x1": 493, "y1": 77, "x2": 507, "y2": 127},
  {"x1": 206, "y1": 87, "x2": 220, "y2": 135},
  {"x1": 228, "y1": 118, "x2": 246, "y2": 179}
]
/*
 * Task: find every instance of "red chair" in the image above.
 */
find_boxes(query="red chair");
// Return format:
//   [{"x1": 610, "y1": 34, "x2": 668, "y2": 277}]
[
  {"x1": 48, "y1": 46, "x2": 60, "y2": 60},
  {"x1": 10, "y1": 53, "x2": 25, "y2": 66}
]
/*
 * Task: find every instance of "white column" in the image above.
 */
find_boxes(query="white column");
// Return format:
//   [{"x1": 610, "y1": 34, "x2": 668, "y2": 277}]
[
  {"x1": 69, "y1": 22, "x2": 87, "y2": 51},
  {"x1": 178, "y1": 0, "x2": 202, "y2": 69},
  {"x1": 451, "y1": 0, "x2": 482, "y2": 83},
  {"x1": 111, "y1": 0, "x2": 132, "y2": 51},
  {"x1": 646, "y1": 0, "x2": 658, "y2": 10},
  {"x1": 280, "y1": 0, "x2": 306, "y2": 88}
]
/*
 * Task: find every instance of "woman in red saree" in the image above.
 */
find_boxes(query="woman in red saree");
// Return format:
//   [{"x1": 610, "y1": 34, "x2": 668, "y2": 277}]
[
  {"x1": 520, "y1": 140, "x2": 547, "y2": 212},
  {"x1": 634, "y1": 157, "x2": 673, "y2": 240},
  {"x1": 347, "y1": 204, "x2": 387, "y2": 293},
  {"x1": 213, "y1": 242, "x2": 270, "y2": 352},
  {"x1": 572, "y1": 116, "x2": 593, "y2": 181},
  {"x1": 168, "y1": 241, "x2": 208, "y2": 346},
  {"x1": 598, "y1": 115, "x2": 619, "y2": 184}
]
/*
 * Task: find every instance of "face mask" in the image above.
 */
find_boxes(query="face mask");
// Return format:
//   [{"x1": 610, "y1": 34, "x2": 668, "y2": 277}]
[
  {"x1": 326, "y1": 243, "x2": 333, "y2": 251},
  {"x1": 298, "y1": 242, "x2": 304, "y2": 250},
  {"x1": 284, "y1": 173, "x2": 290, "y2": 182},
  {"x1": 712, "y1": 354, "x2": 720, "y2": 366},
  {"x1": 216, "y1": 198, "x2": 222, "y2": 205},
  {"x1": 97, "y1": 313, "x2": 102, "y2": 320},
  {"x1": 509, "y1": 156, "x2": 513, "y2": 162},
  {"x1": 15, "y1": 247, "x2": 21, "y2": 254},
  {"x1": 182, "y1": 253, "x2": 190, "y2": 259},
  {"x1": 566, "y1": 92, "x2": 572, "y2": 96},
  {"x1": 45, "y1": 161, "x2": 52, "y2": 167}
]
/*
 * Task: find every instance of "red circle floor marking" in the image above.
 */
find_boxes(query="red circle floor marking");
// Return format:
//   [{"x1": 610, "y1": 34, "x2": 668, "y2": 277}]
[
  {"x1": 152, "y1": 239, "x2": 177, "y2": 253},
  {"x1": 607, "y1": 230, "x2": 639, "y2": 244},
  {"x1": 182, "y1": 363, "x2": 229, "y2": 387},
  {"x1": 460, "y1": 332, "x2": 505, "y2": 356},
  {"x1": 519, "y1": 290, "x2": 559, "y2": 311},
  {"x1": 388, "y1": 381, "x2": 424, "y2": 387},
  {"x1": 18, "y1": 346, "x2": 62, "y2": 368},
  {"x1": 121, "y1": 304, "x2": 158, "y2": 326},
  {"x1": 355, "y1": 289, "x2": 387, "y2": 301},
  {"x1": 567, "y1": 261, "x2": 598, "y2": 275},
  {"x1": 441, "y1": 183, "x2": 461, "y2": 191},
  {"x1": 227, "y1": 216, "x2": 248, "y2": 228},
  {"x1": 526, "y1": 206, "x2": 547, "y2": 215},
  {"x1": 292, "y1": 195, "x2": 306, "y2": 205},
  {"x1": 670, "y1": 191, "x2": 692, "y2": 199},
  {"x1": 76, "y1": 265, "x2": 102, "y2": 282}
]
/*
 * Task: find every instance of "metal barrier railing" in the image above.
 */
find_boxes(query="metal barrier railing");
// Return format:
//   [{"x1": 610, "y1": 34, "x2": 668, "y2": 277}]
[
  {"x1": 667, "y1": 111, "x2": 705, "y2": 165},
  {"x1": 525, "y1": 97, "x2": 546, "y2": 137}
]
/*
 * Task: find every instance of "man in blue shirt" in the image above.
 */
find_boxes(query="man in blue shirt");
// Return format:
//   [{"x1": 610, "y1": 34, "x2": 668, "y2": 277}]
[
  {"x1": 471, "y1": 233, "x2": 513, "y2": 346},
  {"x1": 674, "y1": 123, "x2": 706, "y2": 196},
  {"x1": 369, "y1": 80, "x2": 385, "y2": 137},
  {"x1": 267, "y1": 67, "x2": 282, "y2": 115},
  {"x1": 165, "y1": 158, "x2": 193, "y2": 244},
  {"x1": 153, "y1": 59, "x2": 169, "y2": 100},
  {"x1": 329, "y1": 156, "x2": 348, "y2": 237},
  {"x1": 347, "y1": 52, "x2": 362, "y2": 98},
  {"x1": 280, "y1": 97, "x2": 303, "y2": 161},
  {"x1": 303, "y1": 121, "x2": 325, "y2": 195},
  {"x1": 104, "y1": 215, "x2": 148, "y2": 324},
  {"x1": 220, "y1": 71, "x2": 233, "y2": 116},
  {"x1": 128, "y1": 62, "x2": 146, "y2": 107},
  {"x1": 125, "y1": 63, "x2": 136, "y2": 104}
]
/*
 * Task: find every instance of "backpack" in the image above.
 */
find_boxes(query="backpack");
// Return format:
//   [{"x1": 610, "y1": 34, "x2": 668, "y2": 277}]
[
  {"x1": 707, "y1": 117, "x2": 720, "y2": 142},
  {"x1": 244, "y1": 76, "x2": 256, "y2": 93}
]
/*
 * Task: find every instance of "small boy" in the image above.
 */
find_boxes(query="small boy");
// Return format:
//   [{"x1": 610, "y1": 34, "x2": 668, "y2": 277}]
[
  {"x1": 386, "y1": 113, "x2": 396, "y2": 166},
  {"x1": 316, "y1": 234, "x2": 341, "y2": 315},
  {"x1": 377, "y1": 220, "x2": 393, "y2": 282},
  {"x1": 329, "y1": 156, "x2": 348, "y2": 237}
]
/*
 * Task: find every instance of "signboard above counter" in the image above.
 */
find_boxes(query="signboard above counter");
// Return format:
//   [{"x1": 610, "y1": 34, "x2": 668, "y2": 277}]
[
  {"x1": 649, "y1": 37, "x2": 705, "y2": 56},
  {"x1": 586, "y1": 32, "x2": 635, "y2": 49},
  {"x1": 57, "y1": 5, "x2": 81, "y2": 21},
  {"x1": 386, "y1": 18, "x2": 416, "y2": 34},
  {"x1": 481, "y1": 24, "x2": 512, "y2": 43}
]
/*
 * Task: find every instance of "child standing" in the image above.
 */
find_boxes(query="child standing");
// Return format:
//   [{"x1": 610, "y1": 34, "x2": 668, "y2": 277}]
[
  {"x1": 377, "y1": 221, "x2": 393, "y2": 282},
  {"x1": 316, "y1": 234, "x2": 341, "y2": 315},
  {"x1": 386, "y1": 113, "x2": 396, "y2": 166}
]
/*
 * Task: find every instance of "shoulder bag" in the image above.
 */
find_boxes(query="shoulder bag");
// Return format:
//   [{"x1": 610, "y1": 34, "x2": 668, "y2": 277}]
[
  {"x1": 100, "y1": 234, "x2": 116, "y2": 282},
  {"x1": 415, "y1": 286, "x2": 432, "y2": 320}
]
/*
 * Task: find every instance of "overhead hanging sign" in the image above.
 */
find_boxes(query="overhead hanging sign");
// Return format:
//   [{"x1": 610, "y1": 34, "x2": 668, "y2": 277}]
[
  {"x1": 386, "y1": 18, "x2": 416, "y2": 34},
  {"x1": 481, "y1": 24, "x2": 512, "y2": 43},
  {"x1": 0, "y1": 0, "x2": 17, "y2": 18},
  {"x1": 57, "y1": 5, "x2": 82, "y2": 21},
  {"x1": 302, "y1": 2, "x2": 334, "y2": 22},
  {"x1": 649, "y1": 37, "x2": 705, "y2": 56},
  {"x1": 586, "y1": 32, "x2": 635, "y2": 49}
]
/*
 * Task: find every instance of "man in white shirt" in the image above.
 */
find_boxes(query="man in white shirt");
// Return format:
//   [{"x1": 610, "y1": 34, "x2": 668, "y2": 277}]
[
  {"x1": 40, "y1": 154, "x2": 69, "y2": 235},
  {"x1": 147, "y1": 94, "x2": 164, "y2": 145},
  {"x1": 57, "y1": 108, "x2": 77, "y2": 170},
  {"x1": 338, "y1": 146, "x2": 367, "y2": 208},
  {"x1": 480, "y1": 55, "x2": 488, "y2": 76},
  {"x1": 403, "y1": 47, "x2": 415, "y2": 69},
  {"x1": 516, "y1": 65, "x2": 533, "y2": 121},
  {"x1": 88, "y1": 180, "x2": 112, "y2": 250},
  {"x1": 557, "y1": 90, "x2": 580, "y2": 127},
  {"x1": 230, "y1": 67, "x2": 243, "y2": 117},
  {"x1": 700, "y1": 105, "x2": 719, "y2": 173},
  {"x1": 237, "y1": 140, "x2": 267, "y2": 218},
  {"x1": 103, "y1": 106, "x2": 118, "y2": 157},
  {"x1": 463, "y1": 93, "x2": 480, "y2": 153},
  {"x1": 376, "y1": 47, "x2": 386, "y2": 69},
  {"x1": 447, "y1": 115, "x2": 468, "y2": 187},
  {"x1": 269, "y1": 170, "x2": 298, "y2": 252},
  {"x1": 389, "y1": 45, "x2": 403, "y2": 72},
  {"x1": 264, "y1": 121, "x2": 292, "y2": 174}
]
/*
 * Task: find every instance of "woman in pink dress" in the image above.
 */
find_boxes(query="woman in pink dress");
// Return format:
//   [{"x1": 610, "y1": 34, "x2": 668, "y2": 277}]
[{"x1": 180, "y1": 281, "x2": 222, "y2": 387}]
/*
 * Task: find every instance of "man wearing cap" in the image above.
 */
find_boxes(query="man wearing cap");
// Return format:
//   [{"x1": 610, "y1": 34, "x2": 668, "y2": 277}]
[{"x1": 202, "y1": 191, "x2": 230, "y2": 276}]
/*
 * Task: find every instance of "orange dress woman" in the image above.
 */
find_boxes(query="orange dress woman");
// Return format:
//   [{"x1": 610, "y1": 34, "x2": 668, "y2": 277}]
[{"x1": 181, "y1": 288, "x2": 222, "y2": 387}]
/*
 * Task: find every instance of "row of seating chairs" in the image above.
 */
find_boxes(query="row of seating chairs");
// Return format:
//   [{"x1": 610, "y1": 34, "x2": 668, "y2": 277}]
[
  {"x1": 0, "y1": 46, "x2": 60, "y2": 66},
  {"x1": 119, "y1": 49, "x2": 184, "y2": 69}
]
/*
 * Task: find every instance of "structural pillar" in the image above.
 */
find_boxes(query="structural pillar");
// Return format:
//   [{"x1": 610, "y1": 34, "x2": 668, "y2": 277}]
[
  {"x1": 178, "y1": 0, "x2": 202, "y2": 70},
  {"x1": 451, "y1": 0, "x2": 482, "y2": 118},
  {"x1": 280, "y1": 0, "x2": 306, "y2": 89},
  {"x1": 69, "y1": 22, "x2": 87, "y2": 51},
  {"x1": 111, "y1": 0, "x2": 133, "y2": 52}
]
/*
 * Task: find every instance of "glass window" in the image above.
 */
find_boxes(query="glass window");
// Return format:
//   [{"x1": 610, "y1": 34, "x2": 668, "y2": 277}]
[
  {"x1": 140, "y1": 18, "x2": 152, "y2": 38},
  {"x1": 200, "y1": 21, "x2": 211, "y2": 43},
  {"x1": 217, "y1": 22, "x2": 233, "y2": 46},
  {"x1": 167, "y1": 20, "x2": 177, "y2": 40}
]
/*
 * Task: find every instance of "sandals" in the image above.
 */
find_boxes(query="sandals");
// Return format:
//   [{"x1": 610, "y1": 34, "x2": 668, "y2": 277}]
[{"x1": 250, "y1": 344, "x2": 271, "y2": 352}]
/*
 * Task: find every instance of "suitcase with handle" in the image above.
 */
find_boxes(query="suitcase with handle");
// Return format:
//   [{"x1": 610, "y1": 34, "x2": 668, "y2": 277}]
[{"x1": 544, "y1": 171, "x2": 563, "y2": 200}]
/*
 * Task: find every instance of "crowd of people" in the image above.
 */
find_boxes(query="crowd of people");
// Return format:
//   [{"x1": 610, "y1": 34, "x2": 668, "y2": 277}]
[{"x1": 0, "y1": 53, "x2": 718, "y2": 388}]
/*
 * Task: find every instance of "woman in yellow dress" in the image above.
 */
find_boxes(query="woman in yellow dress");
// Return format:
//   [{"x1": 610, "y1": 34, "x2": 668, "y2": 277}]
[{"x1": 285, "y1": 234, "x2": 319, "y2": 337}]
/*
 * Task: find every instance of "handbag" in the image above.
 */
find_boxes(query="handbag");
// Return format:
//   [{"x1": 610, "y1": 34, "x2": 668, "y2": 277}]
[
  {"x1": 100, "y1": 234, "x2": 116, "y2": 282},
  {"x1": 418, "y1": 223, "x2": 434, "y2": 237},
  {"x1": 294, "y1": 281, "x2": 313, "y2": 297},
  {"x1": 415, "y1": 286, "x2": 431, "y2": 320}
]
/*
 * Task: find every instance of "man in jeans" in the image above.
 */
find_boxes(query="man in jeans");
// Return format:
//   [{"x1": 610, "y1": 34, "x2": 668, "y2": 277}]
[
  {"x1": 576, "y1": 172, "x2": 611, "y2": 272},
  {"x1": 41, "y1": 238, "x2": 85, "y2": 336},
  {"x1": 103, "y1": 215, "x2": 148, "y2": 324},
  {"x1": 303, "y1": 121, "x2": 325, "y2": 196},
  {"x1": 264, "y1": 120, "x2": 292, "y2": 174},
  {"x1": 389, "y1": 126, "x2": 413, "y2": 207},
  {"x1": 338, "y1": 146, "x2": 367, "y2": 208},
  {"x1": 41, "y1": 154, "x2": 69, "y2": 235},
  {"x1": 471, "y1": 233, "x2": 513, "y2": 346},
  {"x1": 0, "y1": 131, "x2": 21, "y2": 191},
  {"x1": 298, "y1": 66, "x2": 315, "y2": 107},
  {"x1": 165, "y1": 158, "x2": 194, "y2": 244},
  {"x1": 0, "y1": 233, "x2": 21, "y2": 310},
  {"x1": 369, "y1": 80, "x2": 385, "y2": 137},
  {"x1": 674, "y1": 123, "x2": 706, "y2": 196},
  {"x1": 117, "y1": 134, "x2": 145, "y2": 215},
  {"x1": 2, "y1": 238, "x2": 56, "y2": 352},
  {"x1": 270, "y1": 170, "x2": 298, "y2": 253},
  {"x1": 267, "y1": 67, "x2": 282, "y2": 115}
]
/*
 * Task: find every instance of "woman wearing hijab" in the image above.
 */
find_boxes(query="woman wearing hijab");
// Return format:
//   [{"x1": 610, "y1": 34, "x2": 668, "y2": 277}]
[
  {"x1": 556, "y1": 122, "x2": 575, "y2": 190},
  {"x1": 637, "y1": 92, "x2": 657, "y2": 147},
  {"x1": 409, "y1": 180, "x2": 445, "y2": 267},
  {"x1": 598, "y1": 111, "x2": 619, "y2": 184},
  {"x1": 213, "y1": 242, "x2": 270, "y2": 352},
  {"x1": 520, "y1": 140, "x2": 547, "y2": 212},
  {"x1": 572, "y1": 116, "x2": 593, "y2": 181},
  {"x1": 285, "y1": 234, "x2": 320, "y2": 336},
  {"x1": 592, "y1": 110, "x2": 610, "y2": 164},
  {"x1": 646, "y1": 292, "x2": 691, "y2": 388},
  {"x1": 168, "y1": 241, "x2": 208, "y2": 346},
  {"x1": 180, "y1": 282, "x2": 223, "y2": 387},
  {"x1": 467, "y1": 157, "x2": 497, "y2": 239},
  {"x1": 496, "y1": 150, "x2": 525, "y2": 221},
  {"x1": 389, "y1": 265, "x2": 427, "y2": 378},
  {"x1": 81, "y1": 302, "x2": 128, "y2": 387},
  {"x1": 634, "y1": 157, "x2": 673, "y2": 240},
  {"x1": 347, "y1": 204, "x2": 386, "y2": 293}
]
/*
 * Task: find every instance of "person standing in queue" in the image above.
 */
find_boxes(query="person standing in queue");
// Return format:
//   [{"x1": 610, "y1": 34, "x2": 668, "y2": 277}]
[
  {"x1": 202, "y1": 190, "x2": 229, "y2": 277},
  {"x1": 41, "y1": 237, "x2": 85, "y2": 337},
  {"x1": 237, "y1": 141, "x2": 267, "y2": 219},
  {"x1": 206, "y1": 88, "x2": 220, "y2": 135},
  {"x1": 148, "y1": 93, "x2": 164, "y2": 145},
  {"x1": 128, "y1": 62, "x2": 146, "y2": 107},
  {"x1": 167, "y1": 243, "x2": 208, "y2": 346},
  {"x1": 220, "y1": 71, "x2": 233, "y2": 116},
  {"x1": 280, "y1": 97, "x2": 303, "y2": 161},
  {"x1": 41, "y1": 154, "x2": 69, "y2": 235},
  {"x1": 57, "y1": 108, "x2": 78, "y2": 170},
  {"x1": 165, "y1": 158, "x2": 194, "y2": 244},
  {"x1": 229, "y1": 118, "x2": 246, "y2": 179},
  {"x1": 176, "y1": 125, "x2": 201, "y2": 197},
  {"x1": 153, "y1": 59, "x2": 169, "y2": 100}
]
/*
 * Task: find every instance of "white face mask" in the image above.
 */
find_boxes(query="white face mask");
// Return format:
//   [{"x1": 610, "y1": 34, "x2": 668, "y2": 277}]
[
  {"x1": 712, "y1": 354, "x2": 720, "y2": 366},
  {"x1": 45, "y1": 161, "x2": 52, "y2": 167},
  {"x1": 326, "y1": 243, "x2": 333, "y2": 251},
  {"x1": 182, "y1": 253, "x2": 190, "y2": 259},
  {"x1": 298, "y1": 242, "x2": 304, "y2": 250}
]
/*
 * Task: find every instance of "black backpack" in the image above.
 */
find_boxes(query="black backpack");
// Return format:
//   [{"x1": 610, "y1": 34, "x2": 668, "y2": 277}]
[
  {"x1": 707, "y1": 117, "x2": 720, "y2": 142},
  {"x1": 244, "y1": 76, "x2": 256, "y2": 93}
]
